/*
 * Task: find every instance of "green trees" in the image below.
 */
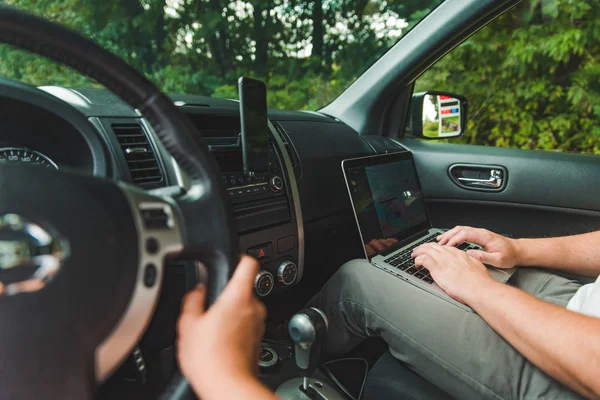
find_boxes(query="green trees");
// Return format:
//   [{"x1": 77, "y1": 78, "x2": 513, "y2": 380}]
[
  {"x1": 0, "y1": 0, "x2": 441, "y2": 108},
  {"x1": 415, "y1": 0, "x2": 600, "y2": 153},
  {"x1": 0, "y1": 0, "x2": 598, "y2": 154}
]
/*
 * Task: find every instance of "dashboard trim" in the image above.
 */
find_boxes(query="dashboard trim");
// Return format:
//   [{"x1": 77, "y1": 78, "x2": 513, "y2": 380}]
[{"x1": 268, "y1": 120, "x2": 305, "y2": 283}]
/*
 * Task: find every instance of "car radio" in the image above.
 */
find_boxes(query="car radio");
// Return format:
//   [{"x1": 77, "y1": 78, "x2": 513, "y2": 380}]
[
  {"x1": 210, "y1": 143, "x2": 290, "y2": 234},
  {"x1": 220, "y1": 146, "x2": 284, "y2": 200}
]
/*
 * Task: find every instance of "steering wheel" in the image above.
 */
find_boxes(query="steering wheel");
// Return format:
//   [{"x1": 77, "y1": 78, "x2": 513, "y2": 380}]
[{"x1": 0, "y1": 7, "x2": 238, "y2": 400}]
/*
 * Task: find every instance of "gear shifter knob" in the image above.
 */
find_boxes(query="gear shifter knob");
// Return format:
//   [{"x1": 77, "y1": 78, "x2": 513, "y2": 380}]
[{"x1": 288, "y1": 307, "x2": 328, "y2": 381}]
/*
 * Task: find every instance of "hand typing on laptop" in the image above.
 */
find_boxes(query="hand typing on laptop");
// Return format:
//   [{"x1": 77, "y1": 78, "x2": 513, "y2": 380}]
[
  {"x1": 412, "y1": 242, "x2": 497, "y2": 305},
  {"x1": 342, "y1": 153, "x2": 517, "y2": 312},
  {"x1": 436, "y1": 226, "x2": 520, "y2": 270},
  {"x1": 409, "y1": 225, "x2": 523, "y2": 304}
]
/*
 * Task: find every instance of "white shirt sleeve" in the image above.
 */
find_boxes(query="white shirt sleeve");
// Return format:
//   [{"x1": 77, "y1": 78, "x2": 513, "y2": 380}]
[{"x1": 566, "y1": 276, "x2": 600, "y2": 319}]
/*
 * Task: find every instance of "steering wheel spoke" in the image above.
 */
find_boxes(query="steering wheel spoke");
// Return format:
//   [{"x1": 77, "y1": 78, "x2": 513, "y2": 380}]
[{"x1": 95, "y1": 184, "x2": 185, "y2": 382}]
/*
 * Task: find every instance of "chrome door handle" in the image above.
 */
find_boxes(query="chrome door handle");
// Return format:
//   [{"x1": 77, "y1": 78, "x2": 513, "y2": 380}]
[
  {"x1": 449, "y1": 164, "x2": 507, "y2": 191},
  {"x1": 457, "y1": 169, "x2": 503, "y2": 188}
]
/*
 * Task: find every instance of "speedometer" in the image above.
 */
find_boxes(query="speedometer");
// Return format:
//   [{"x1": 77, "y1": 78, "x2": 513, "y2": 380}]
[{"x1": 0, "y1": 148, "x2": 58, "y2": 169}]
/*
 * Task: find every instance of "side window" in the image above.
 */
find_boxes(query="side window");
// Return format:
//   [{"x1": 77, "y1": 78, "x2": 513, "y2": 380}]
[{"x1": 410, "y1": 0, "x2": 599, "y2": 154}]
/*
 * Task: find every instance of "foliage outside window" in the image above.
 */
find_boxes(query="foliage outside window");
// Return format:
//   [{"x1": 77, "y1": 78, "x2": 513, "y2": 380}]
[
  {"x1": 414, "y1": 0, "x2": 600, "y2": 154},
  {"x1": 0, "y1": 0, "x2": 443, "y2": 110}
]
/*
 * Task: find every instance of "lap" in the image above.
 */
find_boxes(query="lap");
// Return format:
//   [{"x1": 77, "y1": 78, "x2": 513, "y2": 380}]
[
  {"x1": 508, "y1": 267, "x2": 581, "y2": 306},
  {"x1": 310, "y1": 260, "x2": 583, "y2": 400}
]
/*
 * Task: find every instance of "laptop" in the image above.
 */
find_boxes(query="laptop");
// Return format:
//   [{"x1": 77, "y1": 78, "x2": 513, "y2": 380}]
[{"x1": 341, "y1": 152, "x2": 517, "y2": 312}]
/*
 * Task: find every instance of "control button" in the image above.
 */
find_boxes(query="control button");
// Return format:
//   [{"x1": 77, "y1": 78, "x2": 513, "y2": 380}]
[
  {"x1": 248, "y1": 243, "x2": 272, "y2": 260},
  {"x1": 140, "y1": 207, "x2": 171, "y2": 229},
  {"x1": 238, "y1": 177, "x2": 245, "y2": 185},
  {"x1": 277, "y1": 260, "x2": 298, "y2": 286},
  {"x1": 277, "y1": 236, "x2": 295, "y2": 253},
  {"x1": 255, "y1": 270, "x2": 274, "y2": 297},
  {"x1": 269, "y1": 176, "x2": 284, "y2": 192},
  {"x1": 145, "y1": 237, "x2": 159, "y2": 254},
  {"x1": 143, "y1": 263, "x2": 157, "y2": 287},
  {"x1": 229, "y1": 178, "x2": 236, "y2": 186}
]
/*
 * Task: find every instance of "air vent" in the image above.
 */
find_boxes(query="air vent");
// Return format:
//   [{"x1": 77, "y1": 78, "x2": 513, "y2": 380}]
[
  {"x1": 273, "y1": 122, "x2": 302, "y2": 179},
  {"x1": 112, "y1": 123, "x2": 164, "y2": 187}
]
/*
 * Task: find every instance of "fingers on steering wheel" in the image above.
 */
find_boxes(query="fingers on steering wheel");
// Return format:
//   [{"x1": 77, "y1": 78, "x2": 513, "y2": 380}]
[
  {"x1": 224, "y1": 255, "x2": 268, "y2": 322},
  {"x1": 180, "y1": 284, "x2": 206, "y2": 317},
  {"x1": 177, "y1": 285, "x2": 206, "y2": 335},
  {"x1": 222, "y1": 255, "x2": 259, "y2": 299}
]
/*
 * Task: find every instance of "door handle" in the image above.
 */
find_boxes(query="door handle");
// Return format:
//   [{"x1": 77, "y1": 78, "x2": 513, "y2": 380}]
[
  {"x1": 449, "y1": 164, "x2": 507, "y2": 191},
  {"x1": 457, "y1": 169, "x2": 503, "y2": 188}
]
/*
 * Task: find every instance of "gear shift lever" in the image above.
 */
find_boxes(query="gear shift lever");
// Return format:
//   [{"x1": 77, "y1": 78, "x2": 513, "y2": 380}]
[{"x1": 288, "y1": 307, "x2": 328, "y2": 391}]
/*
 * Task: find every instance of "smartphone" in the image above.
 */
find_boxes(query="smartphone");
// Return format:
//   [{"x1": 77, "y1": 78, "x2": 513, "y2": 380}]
[{"x1": 238, "y1": 77, "x2": 270, "y2": 175}]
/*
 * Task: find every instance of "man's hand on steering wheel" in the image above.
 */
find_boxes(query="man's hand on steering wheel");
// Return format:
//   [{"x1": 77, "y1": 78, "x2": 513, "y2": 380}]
[{"x1": 177, "y1": 256, "x2": 277, "y2": 399}]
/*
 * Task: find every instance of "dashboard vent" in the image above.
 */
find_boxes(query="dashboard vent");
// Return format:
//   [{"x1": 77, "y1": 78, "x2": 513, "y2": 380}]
[
  {"x1": 273, "y1": 122, "x2": 302, "y2": 179},
  {"x1": 112, "y1": 123, "x2": 164, "y2": 187}
]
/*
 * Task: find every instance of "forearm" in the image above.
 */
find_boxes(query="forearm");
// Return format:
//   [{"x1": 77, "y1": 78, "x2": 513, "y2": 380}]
[
  {"x1": 515, "y1": 231, "x2": 600, "y2": 277},
  {"x1": 191, "y1": 372, "x2": 278, "y2": 400},
  {"x1": 468, "y1": 281, "x2": 600, "y2": 399}
]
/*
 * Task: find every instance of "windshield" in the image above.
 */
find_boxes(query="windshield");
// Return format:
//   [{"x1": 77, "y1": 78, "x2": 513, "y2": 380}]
[{"x1": 2, "y1": 0, "x2": 443, "y2": 109}]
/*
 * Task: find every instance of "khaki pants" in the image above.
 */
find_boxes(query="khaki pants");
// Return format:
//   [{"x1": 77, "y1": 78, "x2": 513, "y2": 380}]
[{"x1": 309, "y1": 261, "x2": 583, "y2": 400}]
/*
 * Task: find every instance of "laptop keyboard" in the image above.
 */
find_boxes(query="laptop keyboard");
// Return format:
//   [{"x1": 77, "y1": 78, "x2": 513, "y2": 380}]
[{"x1": 382, "y1": 235, "x2": 472, "y2": 284}]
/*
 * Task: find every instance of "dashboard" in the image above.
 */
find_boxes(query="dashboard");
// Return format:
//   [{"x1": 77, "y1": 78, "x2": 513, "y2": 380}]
[{"x1": 0, "y1": 83, "x2": 405, "y2": 305}]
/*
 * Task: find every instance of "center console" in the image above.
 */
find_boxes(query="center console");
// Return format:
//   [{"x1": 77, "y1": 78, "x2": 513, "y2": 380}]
[{"x1": 182, "y1": 108, "x2": 304, "y2": 297}]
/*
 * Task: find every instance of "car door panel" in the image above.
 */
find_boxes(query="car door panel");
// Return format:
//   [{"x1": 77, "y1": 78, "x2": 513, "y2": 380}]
[{"x1": 399, "y1": 139, "x2": 600, "y2": 239}]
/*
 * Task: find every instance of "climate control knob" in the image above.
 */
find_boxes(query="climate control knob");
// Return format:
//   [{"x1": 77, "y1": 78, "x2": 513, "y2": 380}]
[
  {"x1": 254, "y1": 270, "x2": 274, "y2": 297},
  {"x1": 277, "y1": 260, "x2": 298, "y2": 286},
  {"x1": 269, "y1": 176, "x2": 284, "y2": 192}
]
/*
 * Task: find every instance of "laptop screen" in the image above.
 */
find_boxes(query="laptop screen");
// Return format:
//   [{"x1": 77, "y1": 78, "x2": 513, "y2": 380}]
[{"x1": 342, "y1": 152, "x2": 431, "y2": 259}]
